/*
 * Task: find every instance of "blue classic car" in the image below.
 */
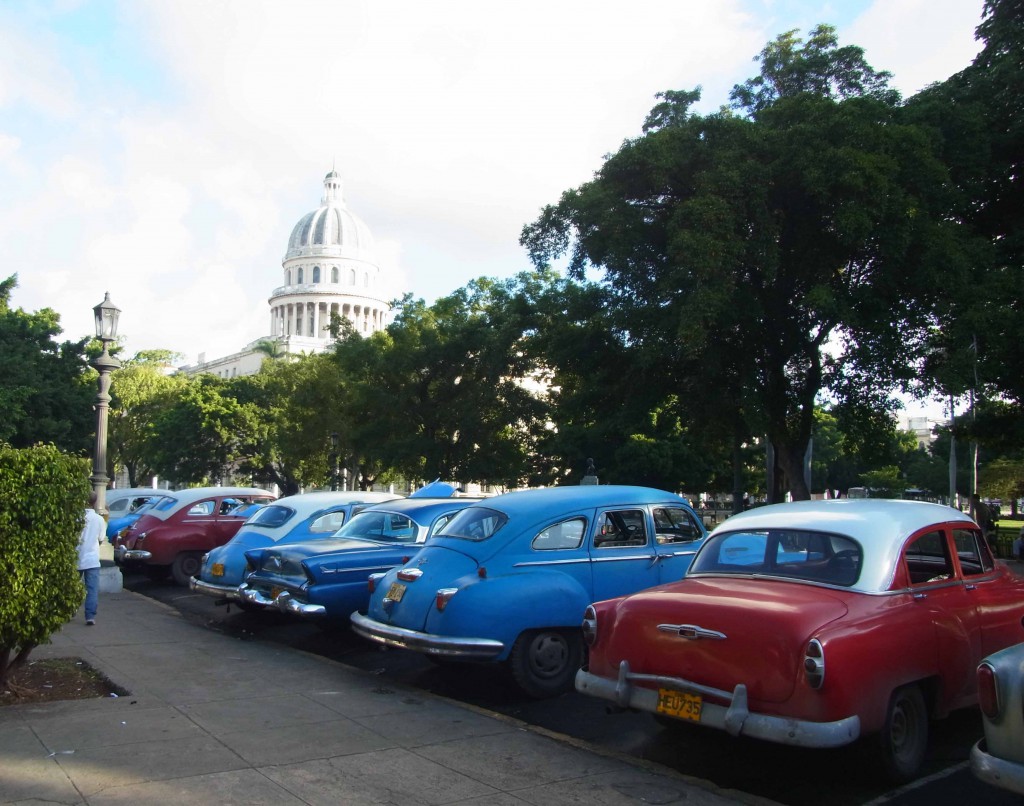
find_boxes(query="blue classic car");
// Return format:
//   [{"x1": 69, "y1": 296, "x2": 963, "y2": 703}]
[
  {"x1": 350, "y1": 485, "x2": 706, "y2": 697},
  {"x1": 106, "y1": 493, "x2": 173, "y2": 542},
  {"x1": 237, "y1": 496, "x2": 479, "y2": 624},
  {"x1": 190, "y1": 490, "x2": 402, "y2": 606}
]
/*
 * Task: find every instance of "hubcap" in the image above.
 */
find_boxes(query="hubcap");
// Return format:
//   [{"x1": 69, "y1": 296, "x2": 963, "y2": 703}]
[{"x1": 530, "y1": 633, "x2": 568, "y2": 679}]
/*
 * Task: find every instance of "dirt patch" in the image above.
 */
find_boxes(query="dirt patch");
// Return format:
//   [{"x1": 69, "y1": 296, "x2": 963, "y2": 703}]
[{"x1": 1, "y1": 657, "x2": 129, "y2": 706}]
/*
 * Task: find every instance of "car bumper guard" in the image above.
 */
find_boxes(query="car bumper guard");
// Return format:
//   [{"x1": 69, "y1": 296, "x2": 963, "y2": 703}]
[
  {"x1": 113, "y1": 546, "x2": 152, "y2": 563},
  {"x1": 190, "y1": 576, "x2": 241, "y2": 601},
  {"x1": 237, "y1": 584, "x2": 327, "y2": 617},
  {"x1": 971, "y1": 739, "x2": 1024, "y2": 796}
]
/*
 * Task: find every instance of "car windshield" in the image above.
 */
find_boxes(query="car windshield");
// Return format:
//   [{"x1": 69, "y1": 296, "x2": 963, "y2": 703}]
[
  {"x1": 335, "y1": 511, "x2": 418, "y2": 542},
  {"x1": 690, "y1": 528, "x2": 862, "y2": 586},
  {"x1": 434, "y1": 507, "x2": 508, "y2": 542},
  {"x1": 245, "y1": 504, "x2": 295, "y2": 529}
]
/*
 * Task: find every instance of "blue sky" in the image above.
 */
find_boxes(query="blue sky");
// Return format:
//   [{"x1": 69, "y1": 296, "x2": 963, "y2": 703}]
[{"x1": 0, "y1": 0, "x2": 984, "y2": 417}]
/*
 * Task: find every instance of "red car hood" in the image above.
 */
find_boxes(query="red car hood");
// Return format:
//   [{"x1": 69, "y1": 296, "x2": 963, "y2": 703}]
[{"x1": 594, "y1": 577, "x2": 850, "y2": 704}]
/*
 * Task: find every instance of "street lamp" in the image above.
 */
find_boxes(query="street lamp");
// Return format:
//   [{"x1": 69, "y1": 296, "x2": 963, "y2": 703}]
[
  {"x1": 329, "y1": 432, "x2": 340, "y2": 492},
  {"x1": 90, "y1": 292, "x2": 121, "y2": 516}
]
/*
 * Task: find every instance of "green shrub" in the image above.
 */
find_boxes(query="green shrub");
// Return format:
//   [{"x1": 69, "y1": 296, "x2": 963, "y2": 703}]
[{"x1": 0, "y1": 444, "x2": 90, "y2": 685}]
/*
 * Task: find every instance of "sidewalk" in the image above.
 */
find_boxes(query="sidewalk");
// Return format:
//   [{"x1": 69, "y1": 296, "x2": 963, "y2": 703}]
[{"x1": 0, "y1": 591, "x2": 762, "y2": 805}]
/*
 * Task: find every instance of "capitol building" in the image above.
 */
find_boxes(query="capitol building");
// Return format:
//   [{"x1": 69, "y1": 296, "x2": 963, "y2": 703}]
[{"x1": 183, "y1": 170, "x2": 395, "y2": 377}]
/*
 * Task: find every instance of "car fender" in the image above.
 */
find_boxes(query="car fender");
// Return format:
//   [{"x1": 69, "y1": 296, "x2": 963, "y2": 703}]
[
  {"x1": 422, "y1": 570, "x2": 593, "y2": 661},
  {"x1": 142, "y1": 528, "x2": 219, "y2": 565}
]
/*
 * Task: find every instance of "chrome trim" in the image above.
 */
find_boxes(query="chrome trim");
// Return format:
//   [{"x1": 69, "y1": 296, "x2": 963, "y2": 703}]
[
  {"x1": 321, "y1": 563, "x2": 398, "y2": 575},
  {"x1": 350, "y1": 611, "x2": 505, "y2": 660},
  {"x1": 190, "y1": 576, "x2": 242, "y2": 601},
  {"x1": 575, "y1": 661, "x2": 860, "y2": 749},
  {"x1": 657, "y1": 624, "x2": 727, "y2": 641},
  {"x1": 397, "y1": 567, "x2": 424, "y2": 581},
  {"x1": 274, "y1": 591, "x2": 326, "y2": 617},
  {"x1": 512, "y1": 557, "x2": 591, "y2": 568},
  {"x1": 972, "y1": 740, "x2": 1024, "y2": 796},
  {"x1": 238, "y1": 584, "x2": 274, "y2": 607},
  {"x1": 114, "y1": 546, "x2": 152, "y2": 562}
]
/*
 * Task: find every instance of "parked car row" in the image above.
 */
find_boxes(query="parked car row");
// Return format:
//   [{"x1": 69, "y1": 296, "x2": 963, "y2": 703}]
[{"x1": 119, "y1": 485, "x2": 1024, "y2": 788}]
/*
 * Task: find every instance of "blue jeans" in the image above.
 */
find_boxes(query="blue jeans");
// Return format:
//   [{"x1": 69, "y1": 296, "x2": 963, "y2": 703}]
[{"x1": 80, "y1": 567, "x2": 99, "y2": 621}]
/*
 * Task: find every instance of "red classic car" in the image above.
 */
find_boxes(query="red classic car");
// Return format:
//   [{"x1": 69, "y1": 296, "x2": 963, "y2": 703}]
[
  {"x1": 113, "y1": 486, "x2": 276, "y2": 586},
  {"x1": 575, "y1": 499, "x2": 1024, "y2": 783}
]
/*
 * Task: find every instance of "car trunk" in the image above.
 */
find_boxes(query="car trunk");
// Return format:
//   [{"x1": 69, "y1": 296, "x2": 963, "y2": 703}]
[
  {"x1": 598, "y1": 577, "x2": 850, "y2": 704},
  {"x1": 367, "y1": 544, "x2": 479, "y2": 631}
]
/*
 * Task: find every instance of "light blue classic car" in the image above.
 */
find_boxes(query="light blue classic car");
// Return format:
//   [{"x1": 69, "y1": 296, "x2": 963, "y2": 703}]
[
  {"x1": 972, "y1": 641, "x2": 1024, "y2": 795},
  {"x1": 351, "y1": 485, "x2": 707, "y2": 697},
  {"x1": 237, "y1": 496, "x2": 479, "y2": 624},
  {"x1": 190, "y1": 490, "x2": 402, "y2": 606}
]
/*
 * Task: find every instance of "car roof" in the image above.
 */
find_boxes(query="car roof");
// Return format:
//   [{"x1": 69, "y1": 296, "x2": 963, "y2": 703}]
[
  {"x1": 356, "y1": 496, "x2": 481, "y2": 517},
  {"x1": 106, "y1": 488, "x2": 161, "y2": 502},
  {"x1": 269, "y1": 490, "x2": 401, "y2": 513},
  {"x1": 463, "y1": 485, "x2": 688, "y2": 518},
  {"x1": 706, "y1": 499, "x2": 979, "y2": 593}
]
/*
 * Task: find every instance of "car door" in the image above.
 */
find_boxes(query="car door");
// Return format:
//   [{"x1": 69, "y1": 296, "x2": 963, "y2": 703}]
[
  {"x1": 903, "y1": 527, "x2": 981, "y2": 705},
  {"x1": 589, "y1": 507, "x2": 662, "y2": 602},
  {"x1": 651, "y1": 505, "x2": 705, "y2": 583},
  {"x1": 952, "y1": 526, "x2": 1024, "y2": 656}
]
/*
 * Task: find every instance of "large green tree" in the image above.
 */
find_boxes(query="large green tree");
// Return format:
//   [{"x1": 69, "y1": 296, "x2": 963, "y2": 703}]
[
  {"x1": 0, "y1": 276, "x2": 95, "y2": 453},
  {"x1": 522, "y1": 26, "x2": 962, "y2": 500}
]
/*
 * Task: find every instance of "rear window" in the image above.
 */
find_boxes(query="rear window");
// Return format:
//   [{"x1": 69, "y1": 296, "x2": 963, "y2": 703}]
[
  {"x1": 154, "y1": 496, "x2": 177, "y2": 512},
  {"x1": 336, "y1": 511, "x2": 417, "y2": 542},
  {"x1": 691, "y1": 529, "x2": 862, "y2": 586},
  {"x1": 246, "y1": 505, "x2": 295, "y2": 529},
  {"x1": 434, "y1": 507, "x2": 508, "y2": 541}
]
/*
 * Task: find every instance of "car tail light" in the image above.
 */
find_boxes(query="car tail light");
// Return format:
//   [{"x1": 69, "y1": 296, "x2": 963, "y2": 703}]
[
  {"x1": 367, "y1": 572, "x2": 386, "y2": 593},
  {"x1": 435, "y1": 588, "x2": 458, "y2": 611},
  {"x1": 582, "y1": 605, "x2": 598, "y2": 646},
  {"x1": 804, "y1": 639, "x2": 825, "y2": 689},
  {"x1": 978, "y1": 662, "x2": 1000, "y2": 719}
]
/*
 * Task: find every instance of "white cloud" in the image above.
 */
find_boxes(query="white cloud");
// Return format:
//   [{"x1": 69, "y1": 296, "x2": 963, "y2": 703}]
[{"x1": 1, "y1": 0, "x2": 987, "y2": 372}]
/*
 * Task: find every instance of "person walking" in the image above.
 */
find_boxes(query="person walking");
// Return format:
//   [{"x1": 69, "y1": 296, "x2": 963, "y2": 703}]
[{"x1": 77, "y1": 491, "x2": 105, "y2": 625}]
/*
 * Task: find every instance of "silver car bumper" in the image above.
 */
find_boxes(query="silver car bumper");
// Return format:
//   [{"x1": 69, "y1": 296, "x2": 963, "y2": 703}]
[
  {"x1": 113, "y1": 546, "x2": 151, "y2": 563},
  {"x1": 971, "y1": 740, "x2": 1024, "y2": 795},
  {"x1": 237, "y1": 584, "x2": 327, "y2": 617},
  {"x1": 575, "y1": 661, "x2": 860, "y2": 750},
  {"x1": 190, "y1": 576, "x2": 241, "y2": 601},
  {"x1": 350, "y1": 611, "x2": 505, "y2": 660}
]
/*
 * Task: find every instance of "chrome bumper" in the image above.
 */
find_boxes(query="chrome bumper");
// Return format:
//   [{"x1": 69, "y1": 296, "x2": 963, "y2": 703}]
[
  {"x1": 575, "y1": 661, "x2": 860, "y2": 749},
  {"x1": 114, "y1": 546, "x2": 152, "y2": 563},
  {"x1": 237, "y1": 584, "x2": 326, "y2": 616},
  {"x1": 971, "y1": 740, "x2": 1024, "y2": 795},
  {"x1": 190, "y1": 576, "x2": 241, "y2": 601},
  {"x1": 350, "y1": 611, "x2": 504, "y2": 660}
]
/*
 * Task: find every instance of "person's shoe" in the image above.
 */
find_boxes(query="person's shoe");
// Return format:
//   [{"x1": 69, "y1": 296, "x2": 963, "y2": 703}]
[{"x1": 86, "y1": 619, "x2": 96, "y2": 626}]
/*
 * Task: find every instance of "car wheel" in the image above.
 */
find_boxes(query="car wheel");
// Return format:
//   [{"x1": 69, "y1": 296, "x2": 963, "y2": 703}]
[
  {"x1": 878, "y1": 684, "x2": 928, "y2": 783},
  {"x1": 171, "y1": 552, "x2": 203, "y2": 587},
  {"x1": 144, "y1": 564, "x2": 171, "y2": 582},
  {"x1": 507, "y1": 628, "x2": 584, "y2": 699}
]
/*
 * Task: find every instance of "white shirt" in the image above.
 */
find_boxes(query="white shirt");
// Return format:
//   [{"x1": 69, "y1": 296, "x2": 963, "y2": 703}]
[{"x1": 77, "y1": 508, "x2": 105, "y2": 570}]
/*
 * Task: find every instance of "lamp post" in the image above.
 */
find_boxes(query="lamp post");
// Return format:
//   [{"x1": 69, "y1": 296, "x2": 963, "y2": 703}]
[
  {"x1": 90, "y1": 293, "x2": 121, "y2": 516},
  {"x1": 329, "y1": 432, "x2": 340, "y2": 492}
]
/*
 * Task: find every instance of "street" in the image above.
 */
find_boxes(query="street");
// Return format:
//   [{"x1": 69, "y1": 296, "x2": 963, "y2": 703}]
[{"x1": 121, "y1": 571, "x2": 1020, "y2": 806}]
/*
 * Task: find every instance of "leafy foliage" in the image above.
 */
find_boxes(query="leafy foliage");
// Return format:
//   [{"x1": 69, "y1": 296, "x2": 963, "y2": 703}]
[{"x1": 0, "y1": 445, "x2": 90, "y2": 685}]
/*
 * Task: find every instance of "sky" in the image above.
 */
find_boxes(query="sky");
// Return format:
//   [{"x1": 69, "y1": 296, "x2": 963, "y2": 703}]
[{"x1": 1, "y1": 0, "x2": 985, "y2": 417}]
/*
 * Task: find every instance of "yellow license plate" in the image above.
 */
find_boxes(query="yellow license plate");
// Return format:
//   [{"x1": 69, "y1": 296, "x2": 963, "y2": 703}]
[
  {"x1": 386, "y1": 582, "x2": 406, "y2": 602},
  {"x1": 656, "y1": 689, "x2": 702, "y2": 722},
  {"x1": 270, "y1": 586, "x2": 285, "y2": 600},
  {"x1": 211, "y1": 563, "x2": 225, "y2": 577}
]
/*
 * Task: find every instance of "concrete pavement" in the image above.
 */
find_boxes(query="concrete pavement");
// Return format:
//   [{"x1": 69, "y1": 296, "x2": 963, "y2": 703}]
[{"x1": 0, "y1": 590, "x2": 763, "y2": 805}]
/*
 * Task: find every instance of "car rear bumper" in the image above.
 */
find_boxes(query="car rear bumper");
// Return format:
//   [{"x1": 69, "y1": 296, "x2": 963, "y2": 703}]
[
  {"x1": 190, "y1": 576, "x2": 241, "y2": 601},
  {"x1": 237, "y1": 584, "x2": 327, "y2": 616},
  {"x1": 350, "y1": 611, "x2": 505, "y2": 660},
  {"x1": 575, "y1": 661, "x2": 860, "y2": 749},
  {"x1": 971, "y1": 739, "x2": 1024, "y2": 795},
  {"x1": 113, "y1": 546, "x2": 152, "y2": 563}
]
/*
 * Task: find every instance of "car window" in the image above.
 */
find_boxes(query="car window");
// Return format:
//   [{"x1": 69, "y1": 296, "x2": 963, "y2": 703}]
[
  {"x1": 691, "y1": 529, "x2": 862, "y2": 585},
  {"x1": 428, "y1": 513, "x2": 456, "y2": 536},
  {"x1": 434, "y1": 507, "x2": 508, "y2": 541},
  {"x1": 309, "y1": 509, "x2": 346, "y2": 533},
  {"x1": 904, "y1": 530, "x2": 954, "y2": 584},
  {"x1": 653, "y1": 506, "x2": 702, "y2": 543},
  {"x1": 154, "y1": 496, "x2": 177, "y2": 512},
  {"x1": 187, "y1": 501, "x2": 215, "y2": 516},
  {"x1": 532, "y1": 518, "x2": 586, "y2": 551},
  {"x1": 129, "y1": 496, "x2": 153, "y2": 512},
  {"x1": 336, "y1": 511, "x2": 417, "y2": 542},
  {"x1": 593, "y1": 509, "x2": 647, "y2": 549},
  {"x1": 246, "y1": 504, "x2": 294, "y2": 529},
  {"x1": 953, "y1": 528, "x2": 994, "y2": 576},
  {"x1": 108, "y1": 498, "x2": 129, "y2": 514}
]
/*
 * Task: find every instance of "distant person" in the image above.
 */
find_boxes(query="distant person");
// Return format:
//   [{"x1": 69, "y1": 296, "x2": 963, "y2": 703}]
[
  {"x1": 1013, "y1": 527, "x2": 1024, "y2": 563},
  {"x1": 77, "y1": 491, "x2": 105, "y2": 625}
]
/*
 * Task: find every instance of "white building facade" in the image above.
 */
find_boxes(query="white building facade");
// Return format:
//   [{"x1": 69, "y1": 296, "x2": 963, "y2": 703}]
[{"x1": 184, "y1": 170, "x2": 393, "y2": 377}]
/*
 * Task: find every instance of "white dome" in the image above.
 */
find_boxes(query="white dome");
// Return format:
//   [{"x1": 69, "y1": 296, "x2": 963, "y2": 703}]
[{"x1": 284, "y1": 171, "x2": 376, "y2": 262}]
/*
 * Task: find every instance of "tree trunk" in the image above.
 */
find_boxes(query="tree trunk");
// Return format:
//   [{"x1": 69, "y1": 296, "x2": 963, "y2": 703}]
[
  {"x1": 0, "y1": 644, "x2": 35, "y2": 689},
  {"x1": 777, "y1": 442, "x2": 811, "y2": 500}
]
